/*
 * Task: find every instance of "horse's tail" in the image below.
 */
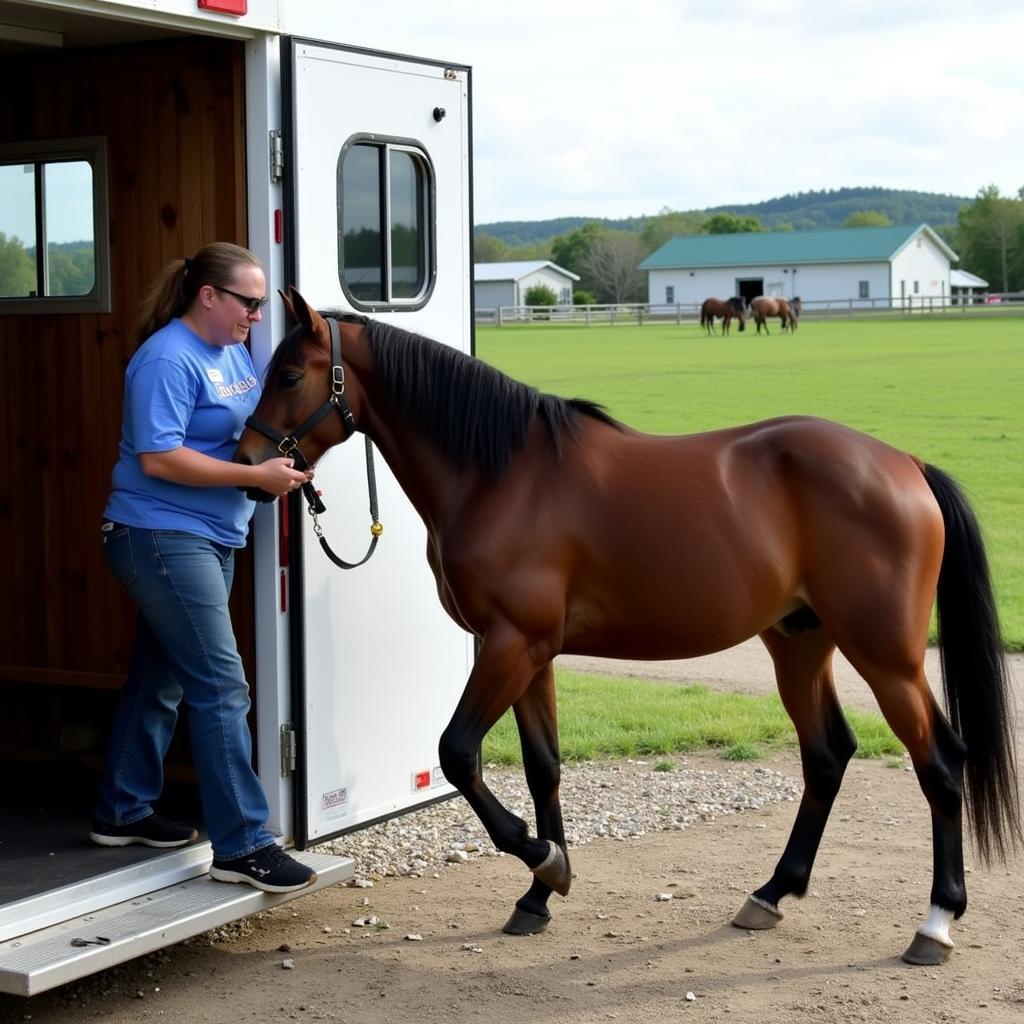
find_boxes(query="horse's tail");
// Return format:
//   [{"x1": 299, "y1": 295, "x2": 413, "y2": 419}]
[{"x1": 924, "y1": 463, "x2": 1021, "y2": 864}]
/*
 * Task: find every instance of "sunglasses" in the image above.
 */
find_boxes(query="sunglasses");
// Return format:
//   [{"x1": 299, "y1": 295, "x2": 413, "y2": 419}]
[{"x1": 214, "y1": 285, "x2": 269, "y2": 315}]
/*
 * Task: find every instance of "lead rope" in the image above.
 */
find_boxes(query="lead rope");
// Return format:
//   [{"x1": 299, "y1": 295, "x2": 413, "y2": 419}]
[{"x1": 301, "y1": 427, "x2": 382, "y2": 570}]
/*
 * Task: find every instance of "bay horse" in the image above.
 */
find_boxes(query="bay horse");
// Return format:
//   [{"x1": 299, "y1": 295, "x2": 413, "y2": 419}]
[
  {"x1": 750, "y1": 295, "x2": 798, "y2": 334},
  {"x1": 700, "y1": 296, "x2": 746, "y2": 335},
  {"x1": 235, "y1": 288, "x2": 1020, "y2": 966}
]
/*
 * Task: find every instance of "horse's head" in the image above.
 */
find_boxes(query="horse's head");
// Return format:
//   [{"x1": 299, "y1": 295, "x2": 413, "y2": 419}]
[
  {"x1": 728, "y1": 296, "x2": 746, "y2": 330},
  {"x1": 233, "y1": 287, "x2": 356, "y2": 501},
  {"x1": 791, "y1": 296, "x2": 802, "y2": 317}
]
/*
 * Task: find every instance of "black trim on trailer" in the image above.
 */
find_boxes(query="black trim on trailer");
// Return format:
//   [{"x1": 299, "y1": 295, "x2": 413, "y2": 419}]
[
  {"x1": 466, "y1": 57, "x2": 476, "y2": 358},
  {"x1": 279, "y1": 36, "x2": 309, "y2": 848}
]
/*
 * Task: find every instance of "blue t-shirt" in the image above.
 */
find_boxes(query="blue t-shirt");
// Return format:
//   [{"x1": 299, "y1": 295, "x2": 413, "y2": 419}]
[{"x1": 104, "y1": 319, "x2": 260, "y2": 547}]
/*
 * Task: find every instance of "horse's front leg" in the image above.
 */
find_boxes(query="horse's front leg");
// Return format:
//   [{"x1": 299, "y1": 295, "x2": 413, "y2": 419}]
[
  {"x1": 437, "y1": 625, "x2": 568, "y2": 918},
  {"x1": 502, "y1": 662, "x2": 570, "y2": 935}
]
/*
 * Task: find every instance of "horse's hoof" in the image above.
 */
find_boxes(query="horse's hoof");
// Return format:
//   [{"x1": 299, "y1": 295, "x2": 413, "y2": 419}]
[
  {"x1": 531, "y1": 840, "x2": 571, "y2": 896},
  {"x1": 731, "y1": 895, "x2": 783, "y2": 930},
  {"x1": 901, "y1": 932, "x2": 954, "y2": 966},
  {"x1": 503, "y1": 907, "x2": 551, "y2": 935}
]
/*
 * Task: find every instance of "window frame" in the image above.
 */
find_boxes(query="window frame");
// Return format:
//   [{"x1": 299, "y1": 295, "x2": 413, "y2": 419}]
[
  {"x1": 858, "y1": 280, "x2": 870, "y2": 299},
  {"x1": 0, "y1": 136, "x2": 111, "y2": 315},
  {"x1": 336, "y1": 133, "x2": 436, "y2": 312}
]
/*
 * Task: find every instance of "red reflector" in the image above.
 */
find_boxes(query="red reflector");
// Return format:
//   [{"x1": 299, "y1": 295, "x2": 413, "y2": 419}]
[
  {"x1": 413, "y1": 770, "x2": 431, "y2": 790},
  {"x1": 278, "y1": 494, "x2": 290, "y2": 567},
  {"x1": 279, "y1": 569, "x2": 287, "y2": 613},
  {"x1": 274, "y1": 208, "x2": 283, "y2": 244},
  {"x1": 198, "y1": 0, "x2": 247, "y2": 15}
]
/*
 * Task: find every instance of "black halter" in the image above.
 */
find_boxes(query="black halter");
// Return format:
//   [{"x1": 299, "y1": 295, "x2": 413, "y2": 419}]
[{"x1": 246, "y1": 316, "x2": 381, "y2": 569}]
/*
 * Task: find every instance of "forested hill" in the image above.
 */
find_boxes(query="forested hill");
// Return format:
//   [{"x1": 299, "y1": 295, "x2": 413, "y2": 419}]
[{"x1": 476, "y1": 187, "x2": 970, "y2": 246}]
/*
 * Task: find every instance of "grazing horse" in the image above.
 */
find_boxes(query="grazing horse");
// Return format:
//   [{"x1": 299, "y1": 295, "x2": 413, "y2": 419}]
[
  {"x1": 750, "y1": 295, "x2": 798, "y2": 334},
  {"x1": 700, "y1": 296, "x2": 746, "y2": 335},
  {"x1": 235, "y1": 288, "x2": 1020, "y2": 966}
]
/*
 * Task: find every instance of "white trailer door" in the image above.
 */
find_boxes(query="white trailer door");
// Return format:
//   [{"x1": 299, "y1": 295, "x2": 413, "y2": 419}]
[{"x1": 283, "y1": 40, "x2": 474, "y2": 844}]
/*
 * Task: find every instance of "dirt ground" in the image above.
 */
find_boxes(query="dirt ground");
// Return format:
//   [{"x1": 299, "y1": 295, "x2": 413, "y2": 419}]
[{"x1": 4, "y1": 644, "x2": 1023, "y2": 1024}]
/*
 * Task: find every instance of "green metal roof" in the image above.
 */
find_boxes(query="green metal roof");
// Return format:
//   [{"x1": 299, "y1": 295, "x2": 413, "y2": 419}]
[{"x1": 638, "y1": 224, "x2": 957, "y2": 270}]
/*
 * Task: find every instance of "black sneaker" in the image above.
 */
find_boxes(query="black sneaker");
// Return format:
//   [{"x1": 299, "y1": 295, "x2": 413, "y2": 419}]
[
  {"x1": 209, "y1": 845, "x2": 317, "y2": 893},
  {"x1": 90, "y1": 813, "x2": 199, "y2": 849}
]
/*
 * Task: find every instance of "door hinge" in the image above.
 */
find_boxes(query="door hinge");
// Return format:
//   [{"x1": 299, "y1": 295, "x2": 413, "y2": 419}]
[
  {"x1": 269, "y1": 130, "x2": 284, "y2": 184},
  {"x1": 280, "y1": 723, "x2": 297, "y2": 776}
]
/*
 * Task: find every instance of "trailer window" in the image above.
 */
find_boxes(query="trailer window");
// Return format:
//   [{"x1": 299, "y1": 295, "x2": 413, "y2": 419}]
[
  {"x1": 0, "y1": 137, "x2": 110, "y2": 314},
  {"x1": 339, "y1": 138, "x2": 433, "y2": 310}
]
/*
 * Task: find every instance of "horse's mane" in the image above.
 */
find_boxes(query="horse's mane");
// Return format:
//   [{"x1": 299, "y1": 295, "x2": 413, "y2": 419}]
[
  {"x1": 269, "y1": 313, "x2": 621, "y2": 479},
  {"x1": 727, "y1": 296, "x2": 745, "y2": 313}
]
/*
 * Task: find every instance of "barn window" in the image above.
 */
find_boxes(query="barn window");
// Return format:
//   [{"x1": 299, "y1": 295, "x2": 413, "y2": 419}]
[
  {"x1": 665, "y1": 285, "x2": 675, "y2": 303},
  {"x1": 858, "y1": 280, "x2": 870, "y2": 299},
  {"x1": 338, "y1": 136, "x2": 435, "y2": 310},
  {"x1": 0, "y1": 136, "x2": 110, "y2": 314},
  {"x1": 913, "y1": 280, "x2": 920, "y2": 294}
]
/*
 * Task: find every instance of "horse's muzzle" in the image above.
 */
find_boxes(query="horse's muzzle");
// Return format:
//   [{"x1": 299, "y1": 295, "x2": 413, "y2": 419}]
[{"x1": 242, "y1": 486, "x2": 276, "y2": 503}]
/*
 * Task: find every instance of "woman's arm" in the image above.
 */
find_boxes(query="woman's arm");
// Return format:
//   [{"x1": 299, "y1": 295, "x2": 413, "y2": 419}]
[{"x1": 140, "y1": 447, "x2": 310, "y2": 498}]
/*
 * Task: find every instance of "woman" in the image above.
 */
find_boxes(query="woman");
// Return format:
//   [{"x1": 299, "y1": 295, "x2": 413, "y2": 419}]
[{"x1": 92, "y1": 242, "x2": 316, "y2": 893}]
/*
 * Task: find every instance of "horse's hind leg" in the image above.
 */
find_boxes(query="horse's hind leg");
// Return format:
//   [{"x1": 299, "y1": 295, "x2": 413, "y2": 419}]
[
  {"x1": 734, "y1": 627, "x2": 856, "y2": 930},
  {"x1": 503, "y1": 662, "x2": 571, "y2": 935},
  {"x1": 837, "y1": 642, "x2": 966, "y2": 965}
]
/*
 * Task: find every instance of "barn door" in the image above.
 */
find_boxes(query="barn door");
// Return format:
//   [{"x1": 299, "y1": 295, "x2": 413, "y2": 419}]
[{"x1": 282, "y1": 39, "x2": 474, "y2": 844}]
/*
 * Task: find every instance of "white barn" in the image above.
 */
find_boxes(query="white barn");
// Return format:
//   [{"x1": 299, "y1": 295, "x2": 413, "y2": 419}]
[
  {"x1": 639, "y1": 224, "x2": 958, "y2": 309},
  {"x1": 950, "y1": 268, "x2": 989, "y2": 304},
  {"x1": 474, "y1": 260, "x2": 579, "y2": 308}
]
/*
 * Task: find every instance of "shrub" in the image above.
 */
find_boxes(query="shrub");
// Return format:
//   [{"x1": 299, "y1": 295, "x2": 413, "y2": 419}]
[
  {"x1": 573, "y1": 288, "x2": 597, "y2": 305},
  {"x1": 524, "y1": 284, "x2": 558, "y2": 306}
]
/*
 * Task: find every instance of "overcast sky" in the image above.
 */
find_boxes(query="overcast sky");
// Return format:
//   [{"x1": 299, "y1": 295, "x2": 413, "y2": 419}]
[{"x1": 317, "y1": 0, "x2": 1023, "y2": 225}]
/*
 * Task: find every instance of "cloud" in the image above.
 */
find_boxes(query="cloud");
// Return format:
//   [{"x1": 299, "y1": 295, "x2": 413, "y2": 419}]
[{"x1": 298, "y1": 0, "x2": 1024, "y2": 221}]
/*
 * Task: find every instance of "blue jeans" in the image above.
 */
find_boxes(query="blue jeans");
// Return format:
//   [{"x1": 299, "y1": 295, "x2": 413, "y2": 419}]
[{"x1": 96, "y1": 525, "x2": 275, "y2": 859}]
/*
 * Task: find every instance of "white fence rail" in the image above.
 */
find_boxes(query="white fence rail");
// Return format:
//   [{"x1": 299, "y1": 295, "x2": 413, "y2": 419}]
[{"x1": 476, "y1": 293, "x2": 1024, "y2": 326}]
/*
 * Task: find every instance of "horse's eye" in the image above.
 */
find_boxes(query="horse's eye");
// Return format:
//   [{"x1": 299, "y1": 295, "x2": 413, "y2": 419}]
[{"x1": 279, "y1": 371, "x2": 302, "y2": 389}]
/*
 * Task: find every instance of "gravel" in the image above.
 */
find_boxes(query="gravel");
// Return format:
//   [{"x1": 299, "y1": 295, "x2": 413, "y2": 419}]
[
  {"x1": 21, "y1": 757, "x2": 799, "y2": 1008},
  {"x1": 316, "y1": 756, "x2": 801, "y2": 881}
]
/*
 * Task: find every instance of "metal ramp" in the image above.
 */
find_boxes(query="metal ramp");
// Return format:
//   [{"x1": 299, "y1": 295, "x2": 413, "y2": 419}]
[{"x1": 0, "y1": 850, "x2": 353, "y2": 996}]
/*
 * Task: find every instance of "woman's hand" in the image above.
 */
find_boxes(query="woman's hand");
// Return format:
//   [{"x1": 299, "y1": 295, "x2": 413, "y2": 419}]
[{"x1": 254, "y1": 457, "x2": 314, "y2": 498}]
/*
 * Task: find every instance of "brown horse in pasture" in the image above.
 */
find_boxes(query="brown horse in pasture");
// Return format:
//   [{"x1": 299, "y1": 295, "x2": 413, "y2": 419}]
[
  {"x1": 235, "y1": 288, "x2": 1020, "y2": 966},
  {"x1": 700, "y1": 296, "x2": 746, "y2": 335},
  {"x1": 750, "y1": 294, "x2": 800, "y2": 334}
]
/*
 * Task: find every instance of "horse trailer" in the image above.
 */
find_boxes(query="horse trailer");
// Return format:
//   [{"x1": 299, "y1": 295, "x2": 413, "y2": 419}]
[{"x1": 0, "y1": 0, "x2": 474, "y2": 996}]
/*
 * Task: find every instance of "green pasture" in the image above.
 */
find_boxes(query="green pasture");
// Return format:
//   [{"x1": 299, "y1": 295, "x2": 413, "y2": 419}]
[
  {"x1": 477, "y1": 316, "x2": 1023, "y2": 649},
  {"x1": 474, "y1": 315, "x2": 1021, "y2": 766},
  {"x1": 480, "y1": 672, "x2": 904, "y2": 767}
]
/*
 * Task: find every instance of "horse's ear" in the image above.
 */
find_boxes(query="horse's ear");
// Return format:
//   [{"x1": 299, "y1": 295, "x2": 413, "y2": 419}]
[
  {"x1": 278, "y1": 288, "x2": 297, "y2": 324},
  {"x1": 285, "y1": 287, "x2": 324, "y2": 335}
]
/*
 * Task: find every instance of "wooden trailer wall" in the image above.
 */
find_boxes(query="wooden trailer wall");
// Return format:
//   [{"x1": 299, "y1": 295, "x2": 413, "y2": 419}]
[{"x1": 0, "y1": 37, "x2": 256, "y2": 776}]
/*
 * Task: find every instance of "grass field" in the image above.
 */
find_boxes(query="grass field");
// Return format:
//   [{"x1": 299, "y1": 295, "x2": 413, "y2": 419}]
[
  {"x1": 476, "y1": 316, "x2": 1023, "y2": 648},
  {"x1": 480, "y1": 673, "x2": 904, "y2": 767}
]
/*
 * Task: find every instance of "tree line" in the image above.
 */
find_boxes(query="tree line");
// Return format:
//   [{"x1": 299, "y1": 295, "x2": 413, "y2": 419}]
[
  {"x1": 0, "y1": 234, "x2": 95, "y2": 297},
  {"x1": 476, "y1": 187, "x2": 1024, "y2": 304}
]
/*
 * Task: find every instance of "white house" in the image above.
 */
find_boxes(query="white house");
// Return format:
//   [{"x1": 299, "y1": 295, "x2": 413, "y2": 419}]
[
  {"x1": 474, "y1": 260, "x2": 579, "y2": 308},
  {"x1": 639, "y1": 224, "x2": 958, "y2": 309}
]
